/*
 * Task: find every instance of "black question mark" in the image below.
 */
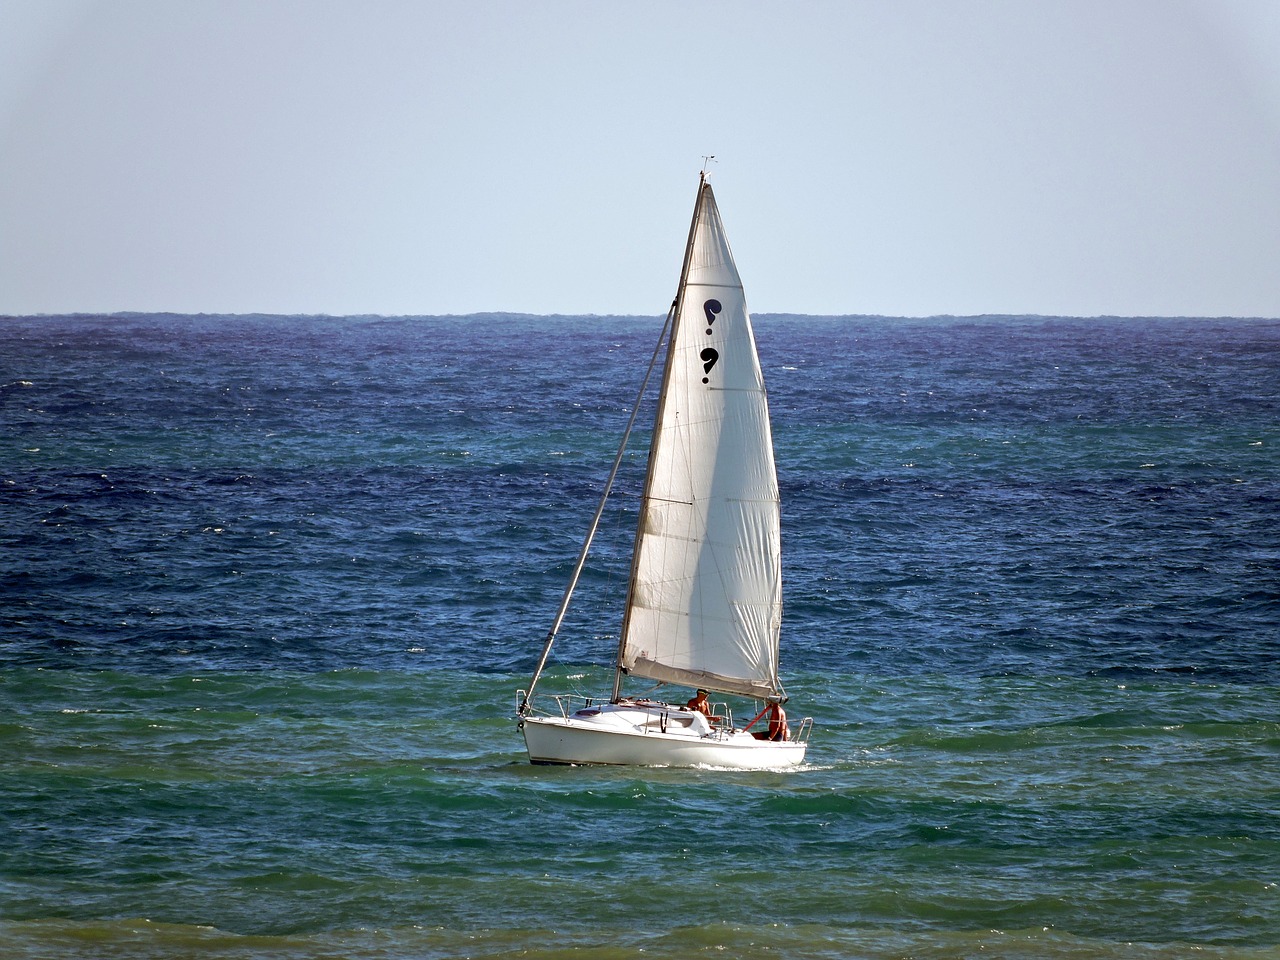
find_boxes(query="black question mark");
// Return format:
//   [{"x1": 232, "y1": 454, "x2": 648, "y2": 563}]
[
  {"x1": 703, "y1": 299, "x2": 721, "y2": 335},
  {"x1": 700, "y1": 299, "x2": 722, "y2": 383},
  {"x1": 700, "y1": 347, "x2": 719, "y2": 384}
]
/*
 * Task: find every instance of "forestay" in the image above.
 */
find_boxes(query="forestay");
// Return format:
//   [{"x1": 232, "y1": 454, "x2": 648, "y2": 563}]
[{"x1": 618, "y1": 182, "x2": 782, "y2": 700}]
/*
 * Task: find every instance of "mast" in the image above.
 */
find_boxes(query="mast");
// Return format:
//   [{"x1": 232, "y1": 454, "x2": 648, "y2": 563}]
[{"x1": 610, "y1": 172, "x2": 709, "y2": 702}]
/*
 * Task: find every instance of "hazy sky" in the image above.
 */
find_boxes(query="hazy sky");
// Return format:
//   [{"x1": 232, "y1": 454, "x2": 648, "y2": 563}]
[{"x1": 2, "y1": 0, "x2": 1278, "y2": 318}]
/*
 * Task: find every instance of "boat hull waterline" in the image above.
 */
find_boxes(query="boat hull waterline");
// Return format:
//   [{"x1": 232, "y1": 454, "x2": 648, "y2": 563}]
[{"x1": 521, "y1": 702, "x2": 807, "y2": 769}]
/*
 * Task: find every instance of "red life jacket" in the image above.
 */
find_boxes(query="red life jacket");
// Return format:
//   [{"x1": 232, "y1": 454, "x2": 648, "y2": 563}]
[{"x1": 768, "y1": 703, "x2": 789, "y2": 742}]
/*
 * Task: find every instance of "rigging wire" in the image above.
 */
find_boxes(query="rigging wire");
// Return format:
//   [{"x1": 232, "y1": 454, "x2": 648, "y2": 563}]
[{"x1": 518, "y1": 307, "x2": 675, "y2": 715}]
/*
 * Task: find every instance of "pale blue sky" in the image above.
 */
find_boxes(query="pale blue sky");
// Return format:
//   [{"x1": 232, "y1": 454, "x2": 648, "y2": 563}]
[{"x1": 2, "y1": 0, "x2": 1278, "y2": 318}]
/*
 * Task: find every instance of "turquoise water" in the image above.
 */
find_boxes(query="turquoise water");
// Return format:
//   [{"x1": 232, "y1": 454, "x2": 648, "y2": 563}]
[{"x1": 3, "y1": 313, "x2": 1279, "y2": 957}]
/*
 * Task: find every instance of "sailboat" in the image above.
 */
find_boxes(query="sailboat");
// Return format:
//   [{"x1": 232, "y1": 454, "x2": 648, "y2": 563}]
[{"x1": 516, "y1": 171, "x2": 810, "y2": 768}]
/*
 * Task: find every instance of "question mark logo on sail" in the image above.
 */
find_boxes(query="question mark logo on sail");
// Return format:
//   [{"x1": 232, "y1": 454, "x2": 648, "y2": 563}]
[
  {"x1": 703, "y1": 299, "x2": 721, "y2": 335},
  {"x1": 700, "y1": 348, "x2": 719, "y2": 384},
  {"x1": 701, "y1": 299, "x2": 722, "y2": 383}
]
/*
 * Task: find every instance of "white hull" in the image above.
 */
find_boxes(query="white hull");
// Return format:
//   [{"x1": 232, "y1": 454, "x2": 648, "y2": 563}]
[{"x1": 521, "y1": 701, "x2": 806, "y2": 769}]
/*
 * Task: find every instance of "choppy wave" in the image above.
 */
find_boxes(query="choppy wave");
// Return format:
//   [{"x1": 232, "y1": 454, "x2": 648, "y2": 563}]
[
  {"x1": 7, "y1": 916, "x2": 1279, "y2": 960},
  {"x1": 2, "y1": 313, "x2": 1279, "y2": 957}
]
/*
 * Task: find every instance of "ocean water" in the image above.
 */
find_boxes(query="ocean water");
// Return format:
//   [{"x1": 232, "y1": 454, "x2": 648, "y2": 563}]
[{"x1": 2, "y1": 312, "x2": 1278, "y2": 959}]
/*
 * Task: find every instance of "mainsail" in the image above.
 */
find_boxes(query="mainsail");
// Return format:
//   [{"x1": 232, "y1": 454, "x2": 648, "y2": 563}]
[{"x1": 617, "y1": 180, "x2": 782, "y2": 699}]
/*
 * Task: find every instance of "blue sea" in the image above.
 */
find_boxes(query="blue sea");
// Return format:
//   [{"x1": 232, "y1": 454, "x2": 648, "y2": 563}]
[{"x1": 2, "y1": 312, "x2": 1278, "y2": 959}]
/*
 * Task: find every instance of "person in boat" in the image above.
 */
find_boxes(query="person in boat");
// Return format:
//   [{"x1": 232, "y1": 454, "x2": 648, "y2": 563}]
[
  {"x1": 751, "y1": 701, "x2": 790, "y2": 742},
  {"x1": 686, "y1": 689, "x2": 711, "y2": 716}
]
